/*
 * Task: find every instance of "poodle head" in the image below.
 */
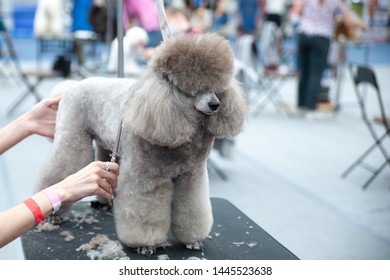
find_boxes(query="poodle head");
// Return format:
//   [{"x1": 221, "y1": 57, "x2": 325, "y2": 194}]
[
  {"x1": 150, "y1": 32, "x2": 234, "y2": 96},
  {"x1": 125, "y1": 33, "x2": 247, "y2": 148}
]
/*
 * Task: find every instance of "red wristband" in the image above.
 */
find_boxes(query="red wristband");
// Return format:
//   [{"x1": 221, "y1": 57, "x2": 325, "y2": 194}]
[{"x1": 24, "y1": 198, "x2": 45, "y2": 225}]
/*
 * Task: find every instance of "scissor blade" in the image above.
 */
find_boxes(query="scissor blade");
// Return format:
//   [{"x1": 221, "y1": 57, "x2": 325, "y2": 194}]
[{"x1": 111, "y1": 120, "x2": 123, "y2": 162}]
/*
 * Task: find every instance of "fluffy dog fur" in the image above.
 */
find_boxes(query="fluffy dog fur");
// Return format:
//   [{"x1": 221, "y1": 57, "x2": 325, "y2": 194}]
[{"x1": 35, "y1": 32, "x2": 247, "y2": 254}]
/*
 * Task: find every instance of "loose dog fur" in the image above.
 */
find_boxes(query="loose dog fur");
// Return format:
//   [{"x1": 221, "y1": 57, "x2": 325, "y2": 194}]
[{"x1": 35, "y1": 32, "x2": 247, "y2": 255}]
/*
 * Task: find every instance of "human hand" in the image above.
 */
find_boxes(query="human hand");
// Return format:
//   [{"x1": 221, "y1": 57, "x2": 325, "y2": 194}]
[
  {"x1": 49, "y1": 161, "x2": 120, "y2": 203},
  {"x1": 25, "y1": 96, "x2": 61, "y2": 139}
]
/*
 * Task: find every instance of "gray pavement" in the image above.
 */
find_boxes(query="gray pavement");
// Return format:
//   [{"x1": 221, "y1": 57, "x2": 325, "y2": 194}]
[{"x1": 0, "y1": 59, "x2": 389, "y2": 260}]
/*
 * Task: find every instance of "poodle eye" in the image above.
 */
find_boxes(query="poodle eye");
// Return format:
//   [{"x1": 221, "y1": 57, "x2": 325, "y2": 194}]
[{"x1": 215, "y1": 92, "x2": 223, "y2": 98}]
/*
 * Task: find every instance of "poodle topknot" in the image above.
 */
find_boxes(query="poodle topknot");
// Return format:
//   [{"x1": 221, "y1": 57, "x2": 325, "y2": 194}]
[
  {"x1": 151, "y1": 32, "x2": 235, "y2": 96},
  {"x1": 35, "y1": 32, "x2": 248, "y2": 256}
]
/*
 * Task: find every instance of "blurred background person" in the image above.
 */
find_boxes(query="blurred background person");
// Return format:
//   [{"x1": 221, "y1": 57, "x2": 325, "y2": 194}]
[
  {"x1": 107, "y1": 25, "x2": 149, "y2": 76},
  {"x1": 123, "y1": 0, "x2": 163, "y2": 48},
  {"x1": 237, "y1": 0, "x2": 260, "y2": 35},
  {"x1": 290, "y1": 0, "x2": 367, "y2": 118},
  {"x1": 165, "y1": 6, "x2": 203, "y2": 34},
  {"x1": 260, "y1": 0, "x2": 289, "y2": 28}
]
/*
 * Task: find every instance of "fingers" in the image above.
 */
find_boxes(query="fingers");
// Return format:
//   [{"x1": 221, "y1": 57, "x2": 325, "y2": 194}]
[
  {"x1": 98, "y1": 176, "x2": 115, "y2": 200},
  {"x1": 45, "y1": 96, "x2": 62, "y2": 107},
  {"x1": 97, "y1": 161, "x2": 119, "y2": 176},
  {"x1": 53, "y1": 161, "x2": 120, "y2": 204},
  {"x1": 90, "y1": 161, "x2": 120, "y2": 200},
  {"x1": 35, "y1": 97, "x2": 60, "y2": 112}
]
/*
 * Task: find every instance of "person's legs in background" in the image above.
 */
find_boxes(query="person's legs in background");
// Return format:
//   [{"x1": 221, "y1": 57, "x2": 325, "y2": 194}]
[
  {"x1": 297, "y1": 33, "x2": 310, "y2": 110},
  {"x1": 146, "y1": 30, "x2": 163, "y2": 48},
  {"x1": 368, "y1": 0, "x2": 378, "y2": 26},
  {"x1": 304, "y1": 36, "x2": 330, "y2": 111},
  {"x1": 388, "y1": 0, "x2": 390, "y2": 40}
]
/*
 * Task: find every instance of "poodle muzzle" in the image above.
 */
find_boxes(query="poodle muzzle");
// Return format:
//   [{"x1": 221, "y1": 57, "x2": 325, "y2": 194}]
[{"x1": 194, "y1": 92, "x2": 220, "y2": 115}]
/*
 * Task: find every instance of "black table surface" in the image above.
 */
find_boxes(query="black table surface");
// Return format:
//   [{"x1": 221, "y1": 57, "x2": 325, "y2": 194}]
[{"x1": 21, "y1": 197, "x2": 298, "y2": 260}]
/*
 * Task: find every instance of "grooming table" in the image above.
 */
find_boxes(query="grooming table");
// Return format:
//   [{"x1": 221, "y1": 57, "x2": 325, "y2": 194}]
[{"x1": 21, "y1": 198, "x2": 298, "y2": 260}]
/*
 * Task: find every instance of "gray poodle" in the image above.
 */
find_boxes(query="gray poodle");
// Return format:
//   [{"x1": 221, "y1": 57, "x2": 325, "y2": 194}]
[{"x1": 35, "y1": 32, "x2": 248, "y2": 255}]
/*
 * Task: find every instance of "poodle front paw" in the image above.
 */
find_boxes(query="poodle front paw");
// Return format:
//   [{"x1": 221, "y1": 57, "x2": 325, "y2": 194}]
[
  {"x1": 136, "y1": 246, "x2": 156, "y2": 256},
  {"x1": 185, "y1": 241, "x2": 204, "y2": 251}
]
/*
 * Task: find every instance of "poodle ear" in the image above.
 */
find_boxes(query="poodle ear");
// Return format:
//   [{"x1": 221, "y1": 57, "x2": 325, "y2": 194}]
[
  {"x1": 124, "y1": 74, "x2": 196, "y2": 148},
  {"x1": 208, "y1": 79, "x2": 248, "y2": 137}
]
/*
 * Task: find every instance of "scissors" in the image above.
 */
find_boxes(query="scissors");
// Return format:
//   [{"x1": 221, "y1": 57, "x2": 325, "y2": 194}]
[
  {"x1": 107, "y1": 120, "x2": 123, "y2": 166},
  {"x1": 105, "y1": 120, "x2": 123, "y2": 205}
]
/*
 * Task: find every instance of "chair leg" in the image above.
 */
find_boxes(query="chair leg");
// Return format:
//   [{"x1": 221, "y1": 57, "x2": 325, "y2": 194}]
[
  {"x1": 251, "y1": 80, "x2": 282, "y2": 116},
  {"x1": 207, "y1": 159, "x2": 228, "y2": 181},
  {"x1": 250, "y1": 74, "x2": 294, "y2": 118},
  {"x1": 342, "y1": 135, "x2": 390, "y2": 189},
  {"x1": 23, "y1": 77, "x2": 44, "y2": 101},
  {"x1": 251, "y1": 95, "x2": 272, "y2": 116},
  {"x1": 6, "y1": 90, "x2": 34, "y2": 115},
  {"x1": 6, "y1": 77, "x2": 43, "y2": 115},
  {"x1": 361, "y1": 159, "x2": 389, "y2": 190},
  {"x1": 28, "y1": 86, "x2": 43, "y2": 102},
  {"x1": 341, "y1": 139, "x2": 384, "y2": 178}
]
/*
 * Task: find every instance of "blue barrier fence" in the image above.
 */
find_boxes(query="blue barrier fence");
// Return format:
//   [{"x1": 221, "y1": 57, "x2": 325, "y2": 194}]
[{"x1": 12, "y1": 4, "x2": 36, "y2": 38}]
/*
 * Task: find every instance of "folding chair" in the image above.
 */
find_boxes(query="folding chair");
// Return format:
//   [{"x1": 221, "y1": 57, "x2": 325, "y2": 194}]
[
  {"x1": 250, "y1": 21, "x2": 298, "y2": 117},
  {"x1": 209, "y1": 137, "x2": 239, "y2": 181},
  {"x1": 341, "y1": 63, "x2": 390, "y2": 189},
  {"x1": 0, "y1": 17, "x2": 19, "y2": 83},
  {"x1": 0, "y1": 40, "x2": 17, "y2": 83},
  {"x1": 0, "y1": 28, "x2": 63, "y2": 115},
  {"x1": 234, "y1": 34, "x2": 264, "y2": 101}
]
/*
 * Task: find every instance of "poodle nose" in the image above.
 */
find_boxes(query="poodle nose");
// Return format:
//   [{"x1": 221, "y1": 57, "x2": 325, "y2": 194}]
[{"x1": 208, "y1": 100, "x2": 220, "y2": 111}]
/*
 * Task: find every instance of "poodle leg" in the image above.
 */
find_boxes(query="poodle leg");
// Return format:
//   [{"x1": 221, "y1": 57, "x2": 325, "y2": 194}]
[
  {"x1": 136, "y1": 246, "x2": 156, "y2": 256},
  {"x1": 171, "y1": 164, "x2": 213, "y2": 248},
  {"x1": 95, "y1": 144, "x2": 112, "y2": 162},
  {"x1": 35, "y1": 129, "x2": 94, "y2": 219},
  {"x1": 114, "y1": 167, "x2": 174, "y2": 255},
  {"x1": 186, "y1": 241, "x2": 204, "y2": 251}
]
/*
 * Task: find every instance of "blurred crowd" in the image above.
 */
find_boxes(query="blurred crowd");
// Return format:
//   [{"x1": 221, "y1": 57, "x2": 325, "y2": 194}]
[{"x1": 2, "y1": 0, "x2": 389, "y2": 114}]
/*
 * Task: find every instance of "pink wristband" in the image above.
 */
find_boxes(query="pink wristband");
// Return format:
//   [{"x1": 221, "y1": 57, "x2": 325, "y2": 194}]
[{"x1": 41, "y1": 188, "x2": 61, "y2": 213}]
